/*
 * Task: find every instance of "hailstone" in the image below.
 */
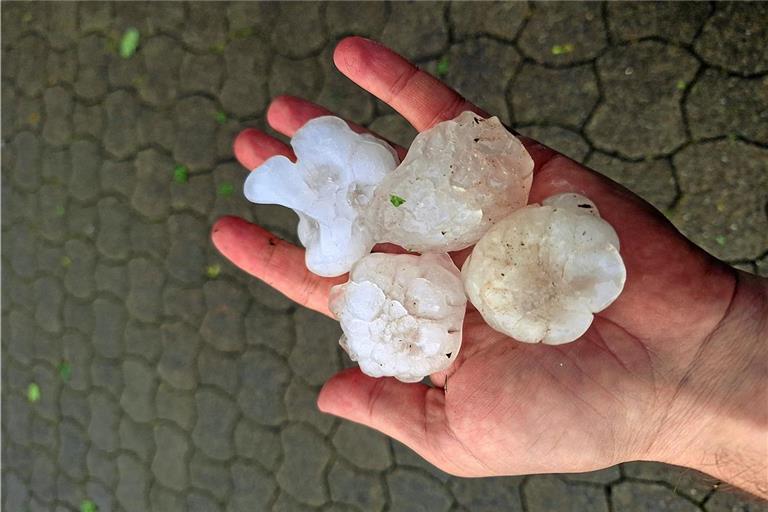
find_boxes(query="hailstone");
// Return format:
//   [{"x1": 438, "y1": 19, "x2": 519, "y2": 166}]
[
  {"x1": 462, "y1": 193, "x2": 626, "y2": 345},
  {"x1": 243, "y1": 116, "x2": 398, "y2": 277},
  {"x1": 329, "y1": 252, "x2": 467, "y2": 383},
  {"x1": 371, "y1": 111, "x2": 534, "y2": 252}
]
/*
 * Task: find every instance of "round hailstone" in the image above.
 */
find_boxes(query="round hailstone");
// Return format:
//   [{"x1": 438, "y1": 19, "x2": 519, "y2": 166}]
[
  {"x1": 462, "y1": 193, "x2": 625, "y2": 345},
  {"x1": 243, "y1": 116, "x2": 398, "y2": 277},
  {"x1": 370, "y1": 111, "x2": 534, "y2": 252},
  {"x1": 329, "y1": 252, "x2": 467, "y2": 383}
]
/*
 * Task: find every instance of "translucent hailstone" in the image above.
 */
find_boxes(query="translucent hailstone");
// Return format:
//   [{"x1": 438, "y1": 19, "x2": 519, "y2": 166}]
[
  {"x1": 243, "y1": 116, "x2": 398, "y2": 277},
  {"x1": 462, "y1": 193, "x2": 626, "y2": 345},
  {"x1": 371, "y1": 111, "x2": 534, "y2": 252},
  {"x1": 329, "y1": 253, "x2": 467, "y2": 383}
]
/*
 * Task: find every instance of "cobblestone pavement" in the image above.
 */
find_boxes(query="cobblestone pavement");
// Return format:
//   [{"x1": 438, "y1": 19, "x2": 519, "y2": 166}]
[{"x1": 2, "y1": 2, "x2": 767, "y2": 511}]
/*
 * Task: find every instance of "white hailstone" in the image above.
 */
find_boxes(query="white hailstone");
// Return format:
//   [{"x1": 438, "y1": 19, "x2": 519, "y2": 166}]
[
  {"x1": 329, "y1": 253, "x2": 467, "y2": 383},
  {"x1": 370, "y1": 111, "x2": 534, "y2": 252},
  {"x1": 243, "y1": 116, "x2": 398, "y2": 277},
  {"x1": 462, "y1": 193, "x2": 625, "y2": 345}
]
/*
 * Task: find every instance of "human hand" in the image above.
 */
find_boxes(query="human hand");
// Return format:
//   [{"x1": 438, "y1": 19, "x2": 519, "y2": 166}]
[{"x1": 212, "y1": 37, "x2": 768, "y2": 497}]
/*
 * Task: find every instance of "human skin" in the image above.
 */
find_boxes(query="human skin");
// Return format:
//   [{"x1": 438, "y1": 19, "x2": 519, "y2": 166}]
[{"x1": 212, "y1": 37, "x2": 768, "y2": 498}]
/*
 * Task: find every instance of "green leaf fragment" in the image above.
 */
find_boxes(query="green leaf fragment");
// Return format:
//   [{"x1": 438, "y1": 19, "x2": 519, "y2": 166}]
[
  {"x1": 60, "y1": 256, "x2": 72, "y2": 268},
  {"x1": 390, "y1": 195, "x2": 406, "y2": 207},
  {"x1": 58, "y1": 361, "x2": 72, "y2": 382},
  {"x1": 715, "y1": 235, "x2": 727, "y2": 246},
  {"x1": 206, "y1": 264, "x2": 221, "y2": 279},
  {"x1": 551, "y1": 43, "x2": 575, "y2": 55},
  {"x1": 676, "y1": 79, "x2": 686, "y2": 91},
  {"x1": 218, "y1": 182, "x2": 235, "y2": 197},
  {"x1": 436, "y1": 56, "x2": 450, "y2": 77},
  {"x1": 215, "y1": 111, "x2": 228, "y2": 124},
  {"x1": 119, "y1": 28, "x2": 140, "y2": 59},
  {"x1": 27, "y1": 382, "x2": 41, "y2": 403},
  {"x1": 173, "y1": 164, "x2": 189, "y2": 184},
  {"x1": 81, "y1": 499, "x2": 98, "y2": 512},
  {"x1": 55, "y1": 205, "x2": 66, "y2": 217}
]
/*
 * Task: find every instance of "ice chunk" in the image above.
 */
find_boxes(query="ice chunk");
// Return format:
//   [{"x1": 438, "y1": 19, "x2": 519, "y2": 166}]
[
  {"x1": 371, "y1": 111, "x2": 533, "y2": 252},
  {"x1": 329, "y1": 253, "x2": 466, "y2": 383},
  {"x1": 462, "y1": 193, "x2": 625, "y2": 345},
  {"x1": 243, "y1": 116, "x2": 398, "y2": 277}
]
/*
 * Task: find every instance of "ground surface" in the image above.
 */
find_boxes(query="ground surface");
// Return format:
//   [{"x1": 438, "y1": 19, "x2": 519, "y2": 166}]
[{"x1": 2, "y1": 2, "x2": 767, "y2": 511}]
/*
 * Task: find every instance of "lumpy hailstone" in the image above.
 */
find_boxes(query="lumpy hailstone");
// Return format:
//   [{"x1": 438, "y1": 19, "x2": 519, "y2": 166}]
[
  {"x1": 330, "y1": 253, "x2": 466, "y2": 383},
  {"x1": 462, "y1": 193, "x2": 626, "y2": 345},
  {"x1": 372, "y1": 111, "x2": 534, "y2": 252},
  {"x1": 243, "y1": 116, "x2": 398, "y2": 277}
]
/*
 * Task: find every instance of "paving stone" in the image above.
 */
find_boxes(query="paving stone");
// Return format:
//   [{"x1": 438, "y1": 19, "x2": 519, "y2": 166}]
[
  {"x1": 61, "y1": 291, "x2": 94, "y2": 334},
  {"x1": 104, "y1": 89, "x2": 140, "y2": 159},
  {"x1": 130, "y1": 218, "x2": 168, "y2": 260},
  {"x1": 15, "y1": 94, "x2": 44, "y2": 133},
  {"x1": 333, "y1": 421, "x2": 391, "y2": 471},
  {"x1": 525, "y1": 475, "x2": 609, "y2": 512},
  {"x1": 273, "y1": 492, "x2": 315, "y2": 512},
  {"x1": 198, "y1": 346, "x2": 239, "y2": 394},
  {"x1": 220, "y1": 36, "x2": 270, "y2": 117},
  {"x1": 586, "y1": 152, "x2": 677, "y2": 211},
  {"x1": 608, "y1": 2, "x2": 711, "y2": 44},
  {"x1": 622, "y1": 461, "x2": 717, "y2": 502},
  {"x1": 57, "y1": 472, "x2": 86, "y2": 510},
  {"x1": 451, "y1": 1, "x2": 529, "y2": 40},
  {"x1": 210, "y1": 161, "x2": 257, "y2": 222},
  {"x1": 190, "y1": 451, "x2": 232, "y2": 501},
  {"x1": 90, "y1": 355, "x2": 123, "y2": 399},
  {"x1": 391, "y1": 440, "x2": 451, "y2": 483},
  {"x1": 43, "y1": 86, "x2": 73, "y2": 145},
  {"x1": 381, "y1": 2, "x2": 448, "y2": 61},
  {"x1": 119, "y1": 415, "x2": 155, "y2": 463},
  {"x1": 587, "y1": 41, "x2": 699, "y2": 158},
  {"x1": 79, "y1": 2, "x2": 112, "y2": 33},
  {"x1": 227, "y1": 1, "x2": 279, "y2": 34},
  {"x1": 150, "y1": 483, "x2": 186, "y2": 512},
  {"x1": 156, "y1": 382, "x2": 196, "y2": 430},
  {"x1": 444, "y1": 38, "x2": 521, "y2": 123},
  {"x1": 201, "y1": 279, "x2": 249, "y2": 352},
  {"x1": 284, "y1": 377, "x2": 336, "y2": 435},
  {"x1": 189, "y1": 490, "x2": 223, "y2": 512},
  {"x1": 67, "y1": 202, "x2": 98, "y2": 239},
  {"x1": 511, "y1": 63, "x2": 599, "y2": 128},
  {"x1": 121, "y1": 357, "x2": 157, "y2": 422},
  {"x1": 518, "y1": 2, "x2": 606, "y2": 65},
  {"x1": 30, "y1": 415, "x2": 57, "y2": 449},
  {"x1": 88, "y1": 389, "x2": 121, "y2": 452},
  {"x1": 329, "y1": 459, "x2": 387, "y2": 511},
  {"x1": 450, "y1": 476, "x2": 524, "y2": 512},
  {"x1": 238, "y1": 347, "x2": 291, "y2": 425},
  {"x1": 183, "y1": 2, "x2": 227, "y2": 53},
  {"x1": 705, "y1": 490, "x2": 767, "y2": 511},
  {"x1": 229, "y1": 461, "x2": 278, "y2": 511},
  {"x1": 180, "y1": 52, "x2": 224, "y2": 97},
  {"x1": 291, "y1": 308, "x2": 342, "y2": 386},
  {"x1": 694, "y1": 3, "x2": 768, "y2": 76},
  {"x1": 137, "y1": 35, "x2": 183, "y2": 107},
  {"x1": 387, "y1": 467, "x2": 453, "y2": 512},
  {"x1": 31, "y1": 363, "x2": 61, "y2": 421},
  {"x1": 69, "y1": 139, "x2": 102, "y2": 202},
  {"x1": 2, "y1": 440, "x2": 33, "y2": 478},
  {"x1": 47, "y1": 49, "x2": 77, "y2": 86},
  {"x1": 58, "y1": 420, "x2": 89, "y2": 480},
  {"x1": 612, "y1": 481, "x2": 700, "y2": 512},
  {"x1": 166, "y1": 213, "x2": 209, "y2": 284},
  {"x1": 163, "y1": 285, "x2": 205, "y2": 325},
  {"x1": 152, "y1": 423, "x2": 190, "y2": 491},
  {"x1": 174, "y1": 96, "x2": 219, "y2": 172},
  {"x1": 245, "y1": 304, "x2": 294, "y2": 357},
  {"x1": 687, "y1": 70, "x2": 768, "y2": 143},
  {"x1": 46, "y1": 1, "x2": 78, "y2": 50},
  {"x1": 193, "y1": 388, "x2": 238, "y2": 461},
  {"x1": 16, "y1": 35, "x2": 48, "y2": 97},
  {"x1": 12, "y1": 131, "x2": 42, "y2": 192},
  {"x1": 1, "y1": 85, "x2": 16, "y2": 135},
  {"x1": 326, "y1": 2, "x2": 388, "y2": 38},
  {"x1": 277, "y1": 423, "x2": 331, "y2": 506},
  {"x1": 158, "y1": 321, "x2": 202, "y2": 390},
  {"x1": 127, "y1": 257, "x2": 165, "y2": 322},
  {"x1": 96, "y1": 197, "x2": 131, "y2": 259},
  {"x1": 7, "y1": 224, "x2": 38, "y2": 279},
  {"x1": 7, "y1": 310, "x2": 35, "y2": 364},
  {"x1": 132, "y1": 148, "x2": 172, "y2": 219},
  {"x1": 271, "y1": 2, "x2": 326, "y2": 58},
  {"x1": 137, "y1": 107, "x2": 175, "y2": 151},
  {"x1": 73, "y1": 101, "x2": 104, "y2": 139},
  {"x1": 518, "y1": 125, "x2": 590, "y2": 162},
  {"x1": 3, "y1": 393, "x2": 31, "y2": 445},
  {"x1": 30, "y1": 450, "x2": 57, "y2": 503},
  {"x1": 95, "y1": 262, "x2": 127, "y2": 298},
  {"x1": 86, "y1": 480, "x2": 116, "y2": 512},
  {"x1": 63, "y1": 239, "x2": 96, "y2": 298},
  {"x1": 117, "y1": 453, "x2": 150, "y2": 512},
  {"x1": 41, "y1": 145, "x2": 70, "y2": 184},
  {"x1": 62, "y1": 332, "x2": 93, "y2": 391},
  {"x1": 33, "y1": 275, "x2": 64, "y2": 333},
  {"x1": 560, "y1": 465, "x2": 622, "y2": 485},
  {"x1": 75, "y1": 34, "x2": 110, "y2": 101},
  {"x1": 673, "y1": 140, "x2": 768, "y2": 260},
  {"x1": 4, "y1": 472, "x2": 30, "y2": 511},
  {"x1": 234, "y1": 419, "x2": 282, "y2": 471},
  {"x1": 269, "y1": 55, "x2": 323, "y2": 103}
]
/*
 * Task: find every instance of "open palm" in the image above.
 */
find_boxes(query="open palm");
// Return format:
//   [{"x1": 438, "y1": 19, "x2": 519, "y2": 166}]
[{"x1": 212, "y1": 37, "x2": 740, "y2": 478}]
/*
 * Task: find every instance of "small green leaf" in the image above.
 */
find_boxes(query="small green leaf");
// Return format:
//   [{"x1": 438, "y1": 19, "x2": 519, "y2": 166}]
[
  {"x1": 436, "y1": 56, "x2": 450, "y2": 77},
  {"x1": 218, "y1": 182, "x2": 235, "y2": 197},
  {"x1": 173, "y1": 164, "x2": 189, "y2": 184},
  {"x1": 215, "y1": 111, "x2": 228, "y2": 124},
  {"x1": 55, "y1": 205, "x2": 66, "y2": 217},
  {"x1": 206, "y1": 264, "x2": 221, "y2": 279},
  {"x1": 60, "y1": 256, "x2": 72, "y2": 268},
  {"x1": 80, "y1": 499, "x2": 98, "y2": 512},
  {"x1": 119, "y1": 28, "x2": 140, "y2": 59},
  {"x1": 27, "y1": 383, "x2": 41, "y2": 403},
  {"x1": 58, "y1": 361, "x2": 72, "y2": 382},
  {"x1": 715, "y1": 235, "x2": 727, "y2": 246},
  {"x1": 551, "y1": 43, "x2": 574, "y2": 55},
  {"x1": 389, "y1": 195, "x2": 406, "y2": 207},
  {"x1": 676, "y1": 79, "x2": 686, "y2": 91}
]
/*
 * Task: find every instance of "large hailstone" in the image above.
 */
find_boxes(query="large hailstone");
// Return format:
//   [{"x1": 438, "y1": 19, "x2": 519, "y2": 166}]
[
  {"x1": 462, "y1": 193, "x2": 626, "y2": 345},
  {"x1": 371, "y1": 111, "x2": 534, "y2": 252},
  {"x1": 243, "y1": 116, "x2": 398, "y2": 277},
  {"x1": 329, "y1": 253, "x2": 466, "y2": 383}
]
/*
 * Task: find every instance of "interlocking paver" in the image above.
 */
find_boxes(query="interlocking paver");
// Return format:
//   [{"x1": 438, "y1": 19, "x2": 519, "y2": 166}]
[
  {"x1": 694, "y1": 3, "x2": 768, "y2": 75},
  {"x1": 192, "y1": 387, "x2": 239, "y2": 461},
  {"x1": 525, "y1": 475, "x2": 609, "y2": 512},
  {"x1": 612, "y1": 481, "x2": 700, "y2": 512},
  {"x1": 388, "y1": 467, "x2": 454, "y2": 512},
  {"x1": 585, "y1": 152, "x2": 677, "y2": 211},
  {"x1": 333, "y1": 421, "x2": 392, "y2": 471},
  {"x1": 329, "y1": 459, "x2": 387, "y2": 511},
  {"x1": 607, "y1": 2, "x2": 711, "y2": 44},
  {"x1": 451, "y1": 476, "x2": 525, "y2": 512},
  {"x1": 277, "y1": 423, "x2": 331, "y2": 506}
]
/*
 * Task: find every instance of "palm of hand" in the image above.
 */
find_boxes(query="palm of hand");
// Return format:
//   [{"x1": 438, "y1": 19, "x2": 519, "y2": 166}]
[{"x1": 213, "y1": 37, "x2": 736, "y2": 477}]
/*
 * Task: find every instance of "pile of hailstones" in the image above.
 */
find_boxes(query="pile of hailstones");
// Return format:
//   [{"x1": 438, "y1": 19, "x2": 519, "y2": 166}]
[{"x1": 245, "y1": 112, "x2": 626, "y2": 383}]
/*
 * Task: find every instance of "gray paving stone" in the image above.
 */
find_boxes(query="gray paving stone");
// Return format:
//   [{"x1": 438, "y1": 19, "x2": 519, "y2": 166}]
[
  {"x1": 229, "y1": 461, "x2": 278, "y2": 511},
  {"x1": 164, "y1": 285, "x2": 205, "y2": 326},
  {"x1": 445, "y1": 38, "x2": 521, "y2": 124},
  {"x1": 586, "y1": 152, "x2": 677, "y2": 211},
  {"x1": 62, "y1": 332, "x2": 93, "y2": 391},
  {"x1": 16, "y1": 35, "x2": 48, "y2": 97},
  {"x1": 88, "y1": 445, "x2": 118, "y2": 487},
  {"x1": 130, "y1": 218, "x2": 168, "y2": 260},
  {"x1": 69, "y1": 139, "x2": 102, "y2": 202},
  {"x1": 12, "y1": 131, "x2": 42, "y2": 192},
  {"x1": 58, "y1": 419, "x2": 89, "y2": 480},
  {"x1": 174, "y1": 96, "x2": 220, "y2": 172},
  {"x1": 120, "y1": 415, "x2": 155, "y2": 463},
  {"x1": 7, "y1": 224, "x2": 38, "y2": 279},
  {"x1": 73, "y1": 101, "x2": 104, "y2": 139},
  {"x1": 125, "y1": 318, "x2": 162, "y2": 361},
  {"x1": 525, "y1": 475, "x2": 609, "y2": 512},
  {"x1": 608, "y1": 2, "x2": 711, "y2": 44},
  {"x1": 90, "y1": 355, "x2": 123, "y2": 399},
  {"x1": 518, "y1": 125, "x2": 590, "y2": 163},
  {"x1": 189, "y1": 490, "x2": 224, "y2": 512},
  {"x1": 560, "y1": 465, "x2": 622, "y2": 485},
  {"x1": 88, "y1": 389, "x2": 121, "y2": 452},
  {"x1": 152, "y1": 423, "x2": 190, "y2": 491},
  {"x1": 511, "y1": 63, "x2": 599, "y2": 128},
  {"x1": 694, "y1": 3, "x2": 768, "y2": 75},
  {"x1": 57, "y1": 472, "x2": 85, "y2": 510},
  {"x1": 95, "y1": 262, "x2": 128, "y2": 297},
  {"x1": 333, "y1": 421, "x2": 392, "y2": 471},
  {"x1": 245, "y1": 304, "x2": 294, "y2": 357},
  {"x1": 138, "y1": 35, "x2": 183, "y2": 107},
  {"x1": 277, "y1": 423, "x2": 331, "y2": 506},
  {"x1": 31, "y1": 363, "x2": 61, "y2": 421},
  {"x1": 227, "y1": 1, "x2": 279, "y2": 34},
  {"x1": 127, "y1": 257, "x2": 165, "y2": 322},
  {"x1": 673, "y1": 140, "x2": 768, "y2": 260},
  {"x1": 183, "y1": 3, "x2": 227, "y2": 53},
  {"x1": 38, "y1": 184, "x2": 68, "y2": 242},
  {"x1": 198, "y1": 346, "x2": 239, "y2": 394},
  {"x1": 4, "y1": 472, "x2": 30, "y2": 511},
  {"x1": 43, "y1": 86, "x2": 74, "y2": 146},
  {"x1": 612, "y1": 481, "x2": 700, "y2": 512},
  {"x1": 117, "y1": 453, "x2": 150, "y2": 512},
  {"x1": 156, "y1": 382, "x2": 196, "y2": 430},
  {"x1": 284, "y1": 377, "x2": 336, "y2": 435},
  {"x1": 31, "y1": 450, "x2": 57, "y2": 504},
  {"x1": 150, "y1": 483, "x2": 186, "y2": 512},
  {"x1": 63, "y1": 239, "x2": 96, "y2": 298},
  {"x1": 33, "y1": 275, "x2": 64, "y2": 333},
  {"x1": 166, "y1": 213, "x2": 209, "y2": 284},
  {"x1": 201, "y1": 279, "x2": 249, "y2": 352},
  {"x1": 451, "y1": 1, "x2": 529, "y2": 40},
  {"x1": 238, "y1": 347, "x2": 291, "y2": 425},
  {"x1": 75, "y1": 34, "x2": 110, "y2": 101},
  {"x1": 234, "y1": 419, "x2": 282, "y2": 472},
  {"x1": 86, "y1": 479, "x2": 115, "y2": 512},
  {"x1": 317, "y1": 48, "x2": 376, "y2": 126},
  {"x1": 221, "y1": 37, "x2": 270, "y2": 117},
  {"x1": 137, "y1": 107, "x2": 175, "y2": 152},
  {"x1": 622, "y1": 461, "x2": 716, "y2": 503},
  {"x1": 181, "y1": 52, "x2": 224, "y2": 97},
  {"x1": 79, "y1": 2, "x2": 112, "y2": 33},
  {"x1": 329, "y1": 459, "x2": 387, "y2": 511},
  {"x1": 66, "y1": 203, "x2": 98, "y2": 239},
  {"x1": 104, "y1": 89, "x2": 140, "y2": 159},
  {"x1": 271, "y1": 2, "x2": 326, "y2": 58},
  {"x1": 190, "y1": 450, "x2": 232, "y2": 502},
  {"x1": 451, "y1": 476, "x2": 524, "y2": 512},
  {"x1": 269, "y1": 55, "x2": 323, "y2": 102},
  {"x1": 291, "y1": 308, "x2": 342, "y2": 386},
  {"x1": 381, "y1": 2, "x2": 448, "y2": 61},
  {"x1": 14, "y1": 94, "x2": 44, "y2": 133},
  {"x1": 193, "y1": 387, "x2": 238, "y2": 461},
  {"x1": 46, "y1": 2, "x2": 78, "y2": 50},
  {"x1": 210, "y1": 162, "x2": 257, "y2": 222},
  {"x1": 387, "y1": 467, "x2": 453, "y2": 512},
  {"x1": 121, "y1": 357, "x2": 157, "y2": 422},
  {"x1": 705, "y1": 490, "x2": 767, "y2": 511},
  {"x1": 41, "y1": 145, "x2": 71, "y2": 184},
  {"x1": 3, "y1": 393, "x2": 31, "y2": 445},
  {"x1": 7, "y1": 311, "x2": 36, "y2": 365},
  {"x1": 30, "y1": 415, "x2": 57, "y2": 449},
  {"x1": 326, "y1": 2, "x2": 388, "y2": 38},
  {"x1": 158, "y1": 321, "x2": 202, "y2": 391},
  {"x1": 132, "y1": 148, "x2": 173, "y2": 219}
]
